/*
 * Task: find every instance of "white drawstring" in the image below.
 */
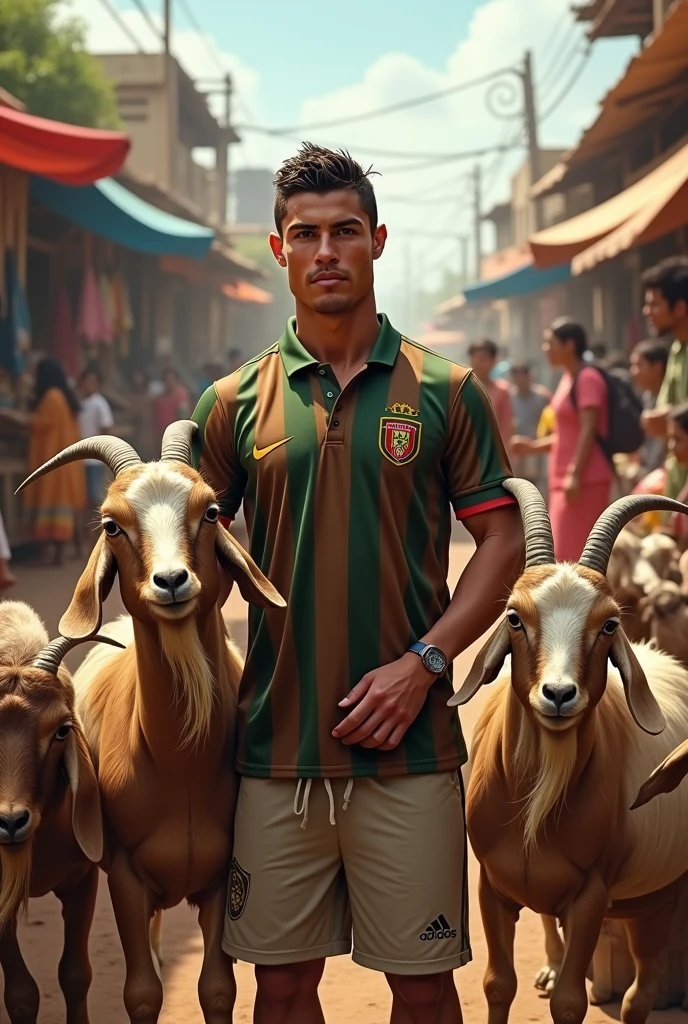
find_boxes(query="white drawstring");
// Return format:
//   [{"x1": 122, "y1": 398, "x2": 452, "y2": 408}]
[
  {"x1": 293, "y1": 778, "x2": 312, "y2": 830},
  {"x1": 293, "y1": 778, "x2": 355, "y2": 829}
]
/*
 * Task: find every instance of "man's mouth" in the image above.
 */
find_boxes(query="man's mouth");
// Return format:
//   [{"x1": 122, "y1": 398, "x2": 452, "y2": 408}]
[{"x1": 311, "y1": 272, "x2": 346, "y2": 284}]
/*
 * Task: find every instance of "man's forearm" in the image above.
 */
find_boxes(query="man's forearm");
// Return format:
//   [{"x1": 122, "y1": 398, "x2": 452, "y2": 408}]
[{"x1": 421, "y1": 515, "x2": 524, "y2": 663}]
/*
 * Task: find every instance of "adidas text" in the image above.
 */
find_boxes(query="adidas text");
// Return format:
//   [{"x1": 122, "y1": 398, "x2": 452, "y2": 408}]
[{"x1": 419, "y1": 915, "x2": 456, "y2": 941}]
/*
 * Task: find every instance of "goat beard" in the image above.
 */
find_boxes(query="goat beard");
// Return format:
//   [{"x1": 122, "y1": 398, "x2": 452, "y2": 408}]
[
  {"x1": 158, "y1": 618, "x2": 216, "y2": 749},
  {"x1": 514, "y1": 712, "x2": 579, "y2": 854},
  {"x1": 0, "y1": 842, "x2": 32, "y2": 933}
]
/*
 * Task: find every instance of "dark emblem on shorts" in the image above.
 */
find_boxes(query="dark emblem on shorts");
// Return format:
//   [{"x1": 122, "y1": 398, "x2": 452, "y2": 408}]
[{"x1": 228, "y1": 858, "x2": 251, "y2": 920}]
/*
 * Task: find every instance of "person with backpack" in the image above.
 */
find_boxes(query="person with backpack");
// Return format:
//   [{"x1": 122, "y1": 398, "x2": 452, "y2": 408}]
[{"x1": 511, "y1": 317, "x2": 643, "y2": 561}]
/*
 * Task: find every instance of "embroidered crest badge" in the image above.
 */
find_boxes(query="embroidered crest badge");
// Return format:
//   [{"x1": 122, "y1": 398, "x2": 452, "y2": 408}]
[
  {"x1": 228, "y1": 858, "x2": 251, "y2": 920},
  {"x1": 379, "y1": 416, "x2": 422, "y2": 465}
]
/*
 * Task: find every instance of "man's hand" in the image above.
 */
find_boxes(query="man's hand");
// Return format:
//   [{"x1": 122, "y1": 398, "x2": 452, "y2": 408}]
[
  {"x1": 510, "y1": 435, "x2": 534, "y2": 457},
  {"x1": 642, "y1": 407, "x2": 668, "y2": 438},
  {"x1": 332, "y1": 653, "x2": 434, "y2": 752}
]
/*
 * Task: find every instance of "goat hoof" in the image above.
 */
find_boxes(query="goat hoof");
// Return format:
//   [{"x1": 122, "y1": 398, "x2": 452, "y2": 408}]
[{"x1": 535, "y1": 965, "x2": 559, "y2": 994}]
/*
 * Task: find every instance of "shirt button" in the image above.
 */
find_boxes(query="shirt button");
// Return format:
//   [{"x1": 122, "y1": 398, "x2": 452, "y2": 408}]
[
  {"x1": 333, "y1": 420, "x2": 340, "y2": 428},
  {"x1": 326, "y1": 391, "x2": 334, "y2": 399},
  {"x1": 318, "y1": 368, "x2": 326, "y2": 376}
]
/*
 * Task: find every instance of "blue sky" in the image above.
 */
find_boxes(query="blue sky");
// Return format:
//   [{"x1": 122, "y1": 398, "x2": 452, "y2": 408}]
[{"x1": 74, "y1": 0, "x2": 638, "y2": 324}]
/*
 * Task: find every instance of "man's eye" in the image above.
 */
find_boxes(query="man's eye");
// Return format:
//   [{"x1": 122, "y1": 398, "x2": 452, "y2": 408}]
[{"x1": 338, "y1": 228, "x2": 355, "y2": 235}]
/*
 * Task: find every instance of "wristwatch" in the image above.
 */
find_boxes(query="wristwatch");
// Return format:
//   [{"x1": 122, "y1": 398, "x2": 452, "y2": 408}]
[{"x1": 408, "y1": 642, "x2": 448, "y2": 675}]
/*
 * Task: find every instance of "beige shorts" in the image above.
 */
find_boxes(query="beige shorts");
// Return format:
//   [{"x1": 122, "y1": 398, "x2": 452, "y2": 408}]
[{"x1": 223, "y1": 771, "x2": 471, "y2": 976}]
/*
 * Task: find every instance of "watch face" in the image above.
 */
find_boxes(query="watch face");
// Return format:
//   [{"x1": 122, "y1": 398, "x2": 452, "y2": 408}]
[{"x1": 423, "y1": 646, "x2": 447, "y2": 674}]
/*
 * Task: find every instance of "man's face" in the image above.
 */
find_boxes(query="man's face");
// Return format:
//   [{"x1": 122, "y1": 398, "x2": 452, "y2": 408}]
[
  {"x1": 469, "y1": 350, "x2": 495, "y2": 381},
  {"x1": 163, "y1": 371, "x2": 177, "y2": 392},
  {"x1": 512, "y1": 369, "x2": 530, "y2": 393},
  {"x1": 270, "y1": 190, "x2": 387, "y2": 315},
  {"x1": 81, "y1": 373, "x2": 98, "y2": 397},
  {"x1": 630, "y1": 352, "x2": 664, "y2": 393},
  {"x1": 643, "y1": 288, "x2": 679, "y2": 336}
]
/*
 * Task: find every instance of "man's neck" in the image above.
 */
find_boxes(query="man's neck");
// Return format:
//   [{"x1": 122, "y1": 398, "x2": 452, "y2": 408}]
[
  {"x1": 293, "y1": 294, "x2": 380, "y2": 378},
  {"x1": 675, "y1": 324, "x2": 688, "y2": 345}
]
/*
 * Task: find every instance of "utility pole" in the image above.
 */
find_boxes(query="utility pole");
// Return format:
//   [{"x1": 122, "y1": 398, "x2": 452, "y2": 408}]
[
  {"x1": 216, "y1": 72, "x2": 232, "y2": 227},
  {"x1": 522, "y1": 50, "x2": 542, "y2": 230},
  {"x1": 163, "y1": 0, "x2": 171, "y2": 54},
  {"x1": 459, "y1": 235, "x2": 469, "y2": 286},
  {"x1": 473, "y1": 164, "x2": 482, "y2": 281}
]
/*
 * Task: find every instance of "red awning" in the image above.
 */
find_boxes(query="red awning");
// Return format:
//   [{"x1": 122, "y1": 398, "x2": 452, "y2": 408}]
[{"x1": 0, "y1": 106, "x2": 129, "y2": 185}]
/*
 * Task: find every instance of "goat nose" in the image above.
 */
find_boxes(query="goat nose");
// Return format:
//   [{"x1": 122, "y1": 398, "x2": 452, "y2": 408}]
[
  {"x1": 542, "y1": 684, "x2": 577, "y2": 710},
  {"x1": 0, "y1": 809, "x2": 31, "y2": 841},
  {"x1": 152, "y1": 569, "x2": 189, "y2": 592}
]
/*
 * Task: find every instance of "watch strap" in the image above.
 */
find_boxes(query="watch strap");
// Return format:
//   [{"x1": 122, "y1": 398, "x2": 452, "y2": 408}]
[{"x1": 409, "y1": 641, "x2": 427, "y2": 656}]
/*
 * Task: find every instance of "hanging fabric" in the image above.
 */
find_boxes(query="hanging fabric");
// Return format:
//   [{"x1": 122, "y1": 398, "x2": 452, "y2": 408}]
[
  {"x1": 53, "y1": 286, "x2": 79, "y2": 379},
  {"x1": 0, "y1": 250, "x2": 31, "y2": 376},
  {"x1": 76, "y1": 264, "x2": 109, "y2": 345}
]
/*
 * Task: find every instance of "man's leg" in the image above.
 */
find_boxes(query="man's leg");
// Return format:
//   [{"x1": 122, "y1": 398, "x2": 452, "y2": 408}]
[
  {"x1": 222, "y1": 777, "x2": 351, "y2": 1024},
  {"x1": 387, "y1": 970, "x2": 461, "y2": 1024},
  {"x1": 255, "y1": 960, "x2": 326, "y2": 1024},
  {"x1": 338, "y1": 771, "x2": 470, "y2": 1024}
]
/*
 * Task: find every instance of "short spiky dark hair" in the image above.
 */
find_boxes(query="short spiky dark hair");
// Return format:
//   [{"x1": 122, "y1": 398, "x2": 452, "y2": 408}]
[
  {"x1": 642, "y1": 257, "x2": 688, "y2": 308},
  {"x1": 273, "y1": 143, "x2": 378, "y2": 235}
]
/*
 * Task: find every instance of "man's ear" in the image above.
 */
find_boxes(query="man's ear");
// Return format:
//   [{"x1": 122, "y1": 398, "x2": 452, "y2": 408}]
[
  {"x1": 373, "y1": 224, "x2": 387, "y2": 260},
  {"x1": 269, "y1": 232, "x2": 287, "y2": 268}
]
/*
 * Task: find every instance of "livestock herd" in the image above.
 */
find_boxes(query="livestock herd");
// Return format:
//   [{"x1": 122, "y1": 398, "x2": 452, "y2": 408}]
[{"x1": 1, "y1": 431, "x2": 688, "y2": 1024}]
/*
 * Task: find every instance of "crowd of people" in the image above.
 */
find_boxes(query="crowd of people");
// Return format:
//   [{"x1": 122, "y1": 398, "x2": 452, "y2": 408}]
[
  {"x1": 468, "y1": 256, "x2": 688, "y2": 564},
  {"x1": 0, "y1": 347, "x2": 245, "y2": 575}
]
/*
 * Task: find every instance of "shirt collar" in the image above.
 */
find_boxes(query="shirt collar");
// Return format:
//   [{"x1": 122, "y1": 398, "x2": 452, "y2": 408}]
[{"x1": 279, "y1": 313, "x2": 401, "y2": 378}]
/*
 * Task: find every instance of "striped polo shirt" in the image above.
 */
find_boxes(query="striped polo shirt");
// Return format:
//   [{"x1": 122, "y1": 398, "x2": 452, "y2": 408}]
[{"x1": 192, "y1": 314, "x2": 513, "y2": 779}]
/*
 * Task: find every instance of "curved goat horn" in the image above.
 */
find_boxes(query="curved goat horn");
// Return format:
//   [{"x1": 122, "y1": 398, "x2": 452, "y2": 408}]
[
  {"x1": 16, "y1": 437, "x2": 141, "y2": 495},
  {"x1": 580, "y1": 495, "x2": 688, "y2": 576},
  {"x1": 31, "y1": 634, "x2": 126, "y2": 676},
  {"x1": 160, "y1": 419, "x2": 198, "y2": 465},
  {"x1": 502, "y1": 477, "x2": 555, "y2": 567}
]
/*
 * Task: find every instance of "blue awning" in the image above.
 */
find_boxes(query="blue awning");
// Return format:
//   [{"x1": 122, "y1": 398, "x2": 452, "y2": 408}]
[
  {"x1": 463, "y1": 260, "x2": 571, "y2": 305},
  {"x1": 30, "y1": 175, "x2": 214, "y2": 259}
]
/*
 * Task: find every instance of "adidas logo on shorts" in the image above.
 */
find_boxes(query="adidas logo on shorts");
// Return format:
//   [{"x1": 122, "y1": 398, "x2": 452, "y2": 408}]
[{"x1": 419, "y1": 914, "x2": 457, "y2": 941}]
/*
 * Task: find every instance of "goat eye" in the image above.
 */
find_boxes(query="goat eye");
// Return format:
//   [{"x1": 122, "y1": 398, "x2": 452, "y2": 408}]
[
  {"x1": 204, "y1": 505, "x2": 219, "y2": 524},
  {"x1": 102, "y1": 519, "x2": 121, "y2": 537},
  {"x1": 602, "y1": 619, "x2": 620, "y2": 636},
  {"x1": 507, "y1": 611, "x2": 523, "y2": 629},
  {"x1": 54, "y1": 723, "x2": 71, "y2": 741}
]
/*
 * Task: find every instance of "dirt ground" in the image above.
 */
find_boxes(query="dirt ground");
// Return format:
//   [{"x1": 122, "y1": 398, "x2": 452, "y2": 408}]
[{"x1": 4, "y1": 528, "x2": 686, "y2": 1022}]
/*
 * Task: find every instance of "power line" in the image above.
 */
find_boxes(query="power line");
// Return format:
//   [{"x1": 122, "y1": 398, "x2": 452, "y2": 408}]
[
  {"x1": 538, "y1": 4, "x2": 575, "y2": 70},
  {"x1": 175, "y1": 0, "x2": 227, "y2": 78},
  {"x1": 128, "y1": 0, "x2": 163, "y2": 43},
  {"x1": 538, "y1": 22, "x2": 584, "y2": 93},
  {"x1": 95, "y1": 0, "x2": 145, "y2": 51},
  {"x1": 239, "y1": 64, "x2": 520, "y2": 136},
  {"x1": 540, "y1": 45, "x2": 592, "y2": 122}
]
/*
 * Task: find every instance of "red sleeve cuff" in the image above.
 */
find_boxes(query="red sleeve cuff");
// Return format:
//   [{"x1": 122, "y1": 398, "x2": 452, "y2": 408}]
[
  {"x1": 219, "y1": 516, "x2": 233, "y2": 529},
  {"x1": 455, "y1": 496, "x2": 517, "y2": 521}
]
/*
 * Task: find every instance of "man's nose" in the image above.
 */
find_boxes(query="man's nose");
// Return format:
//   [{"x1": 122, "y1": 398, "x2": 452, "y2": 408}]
[{"x1": 315, "y1": 234, "x2": 338, "y2": 262}]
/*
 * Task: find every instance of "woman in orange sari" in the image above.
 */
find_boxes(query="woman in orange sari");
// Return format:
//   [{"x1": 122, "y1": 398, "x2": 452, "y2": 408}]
[{"x1": 22, "y1": 358, "x2": 86, "y2": 565}]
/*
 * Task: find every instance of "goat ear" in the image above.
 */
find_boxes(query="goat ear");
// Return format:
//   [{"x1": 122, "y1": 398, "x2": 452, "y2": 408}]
[
  {"x1": 632, "y1": 739, "x2": 688, "y2": 809},
  {"x1": 610, "y1": 628, "x2": 666, "y2": 735},
  {"x1": 59, "y1": 535, "x2": 117, "y2": 640},
  {"x1": 448, "y1": 619, "x2": 510, "y2": 707},
  {"x1": 215, "y1": 525, "x2": 286, "y2": 609},
  {"x1": 64, "y1": 725, "x2": 103, "y2": 863}
]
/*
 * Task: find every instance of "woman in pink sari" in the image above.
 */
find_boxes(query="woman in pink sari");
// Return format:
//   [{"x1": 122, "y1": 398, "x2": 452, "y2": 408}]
[{"x1": 511, "y1": 318, "x2": 613, "y2": 561}]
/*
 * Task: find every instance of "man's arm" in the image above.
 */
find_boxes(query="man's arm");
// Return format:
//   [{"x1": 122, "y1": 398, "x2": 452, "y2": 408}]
[{"x1": 332, "y1": 504, "x2": 524, "y2": 751}]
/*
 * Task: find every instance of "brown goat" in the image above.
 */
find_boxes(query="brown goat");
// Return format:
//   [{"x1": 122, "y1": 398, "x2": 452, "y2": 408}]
[
  {"x1": 454, "y1": 482, "x2": 688, "y2": 1024},
  {"x1": 0, "y1": 601, "x2": 121, "y2": 1024},
  {"x1": 18, "y1": 425, "x2": 285, "y2": 1024}
]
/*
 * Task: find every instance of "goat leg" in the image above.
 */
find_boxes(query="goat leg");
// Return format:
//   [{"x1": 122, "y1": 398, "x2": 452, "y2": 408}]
[
  {"x1": 196, "y1": 880, "x2": 236, "y2": 1023},
  {"x1": 0, "y1": 918, "x2": 39, "y2": 1024},
  {"x1": 549, "y1": 874, "x2": 608, "y2": 1024},
  {"x1": 621, "y1": 907, "x2": 674, "y2": 1024},
  {"x1": 478, "y1": 868, "x2": 519, "y2": 1024},
  {"x1": 55, "y1": 865, "x2": 99, "y2": 1024},
  {"x1": 535, "y1": 915, "x2": 565, "y2": 994},
  {"x1": 107, "y1": 857, "x2": 163, "y2": 1024}
]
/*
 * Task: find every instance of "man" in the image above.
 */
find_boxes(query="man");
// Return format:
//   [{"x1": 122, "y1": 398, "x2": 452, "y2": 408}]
[
  {"x1": 77, "y1": 365, "x2": 113, "y2": 548},
  {"x1": 510, "y1": 363, "x2": 550, "y2": 486},
  {"x1": 468, "y1": 338, "x2": 514, "y2": 447},
  {"x1": 629, "y1": 339, "x2": 669, "y2": 474},
  {"x1": 153, "y1": 367, "x2": 190, "y2": 449},
  {"x1": 640, "y1": 257, "x2": 688, "y2": 496},
  {"x1": 192, "y1": 144, "x2": 524, "y2": 1024}
]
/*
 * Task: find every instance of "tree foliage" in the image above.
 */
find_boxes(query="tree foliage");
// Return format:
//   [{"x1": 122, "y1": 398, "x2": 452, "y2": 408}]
[{"x1": 0, "y1": 0, "x2": 119, "y2": 128}]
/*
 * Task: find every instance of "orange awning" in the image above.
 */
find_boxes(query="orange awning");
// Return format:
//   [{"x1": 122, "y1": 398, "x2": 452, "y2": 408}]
[
  {"x1": 530, "y1": 140, "x2": 688, "y2": 273},
  {"x1": 223, "y1": 280, "x2": 273, "y2": 304},
  {"x1": 0, "y1": 105, "x2": 129, "y2": 185}
]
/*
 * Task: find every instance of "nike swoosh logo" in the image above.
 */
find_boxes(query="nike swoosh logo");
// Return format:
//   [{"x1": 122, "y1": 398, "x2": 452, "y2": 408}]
[{"x1": 252, "y1": 436, "x2": 293, "y2": 460}]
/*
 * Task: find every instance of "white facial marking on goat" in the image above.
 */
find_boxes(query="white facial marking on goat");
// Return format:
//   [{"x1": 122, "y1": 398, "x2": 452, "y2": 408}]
[
  {"x1": 529, "y1": 566, "x2": 598, "y2": 717},
  {"x1": 125, "y1": 465, "x2": 199, "y2": 602}
]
